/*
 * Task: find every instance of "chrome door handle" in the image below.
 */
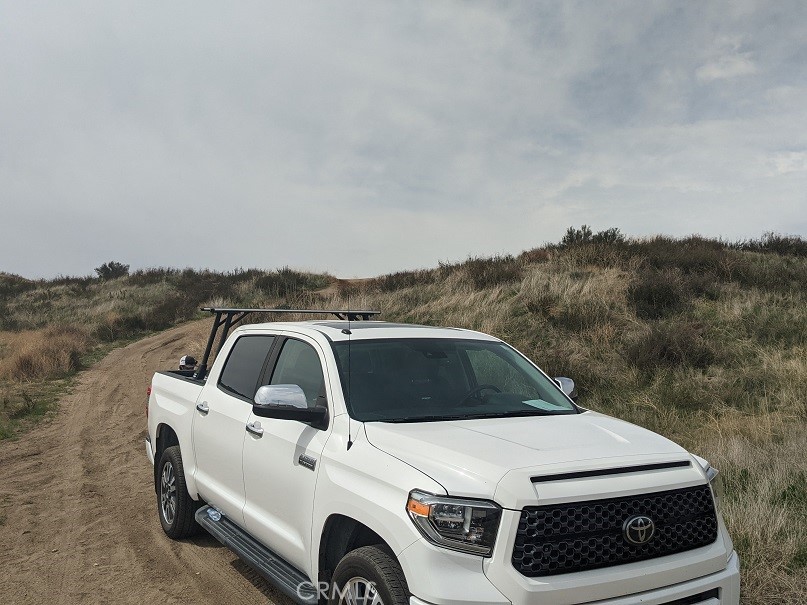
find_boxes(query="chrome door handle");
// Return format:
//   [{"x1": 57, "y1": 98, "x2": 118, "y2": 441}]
[
  {"x1": 246, "y1": 421, "x2": 264, "y2": 437},
  {"x1": 196, "y1": 402, "x2": 209, "y2": 414}
]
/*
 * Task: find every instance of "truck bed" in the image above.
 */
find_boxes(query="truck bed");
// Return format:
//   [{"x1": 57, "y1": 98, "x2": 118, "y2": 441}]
[{"x1": 157, "y1": 369, "x2": 207, "y2": 386}]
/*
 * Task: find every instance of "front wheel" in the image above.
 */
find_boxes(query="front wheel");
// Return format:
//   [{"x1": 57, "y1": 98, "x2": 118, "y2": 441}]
[
  {"x1": 156, "y1": 445, "x2": 200, "y2": 539},
  {"x1": 329, "y1": 546, "x2": 409, "y2": 605}
]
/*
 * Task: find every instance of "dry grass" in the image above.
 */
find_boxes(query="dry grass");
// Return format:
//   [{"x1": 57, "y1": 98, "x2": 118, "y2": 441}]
[
  {"x1": 1, "y1": 235, "x2": 806, "y2": 602},
  {"x1": 302, "y1": 240, "x2": 807, "y2": 604},
  {"x1": 0, "y1": 326, "x2": 91, "y2": 382},
  {"x1": 0, "y1": 326, "x2": 94, "y2": 437}
]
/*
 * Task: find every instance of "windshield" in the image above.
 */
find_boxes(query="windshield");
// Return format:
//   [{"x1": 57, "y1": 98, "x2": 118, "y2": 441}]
[{"x1": 332, "y1": 338, "x2": 577, "y2": 422}]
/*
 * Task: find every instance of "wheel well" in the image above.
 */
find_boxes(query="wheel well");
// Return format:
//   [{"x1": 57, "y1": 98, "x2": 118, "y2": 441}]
[
  {"x1": 154, "y1": 424, "x2": 179, "y2": 491},
  {"x1": 318, "y1": 515, "x2": 388, "y2": 584}
]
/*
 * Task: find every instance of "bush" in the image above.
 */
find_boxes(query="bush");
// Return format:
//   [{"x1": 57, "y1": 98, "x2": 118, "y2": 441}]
[
  {"x1": 628, "y1": 271, "x2": 684, "y2": 319},
  {"x1": 128, "y1": 267, "x2": 177, "y2": 286},
  {"x1": 737, "y1": 232, "x2": 807, "y2": 257},
  {"x1": 560, "y1": 225, "x2": 625, "y2": 247},
  {"x1": 92, "y1": 313, "x2": 145, "y2": 342},
  {"x1": 369, "y1": 270, "x2": 435, "y2": 292},
  {"x1": 0, "y1": 326, "x2": 91, "y2": 381},
  {"x1": 592, "y1": 227, "x2": 626, "y2": 245},
  {"x1": 0, "y1": 273, "x2": 37, "y2": 299},
  {"x1": 441, "y1": 255, "x2": 523, "y2": 289},
  {"x1": 635, "y1": 237, "x2": 746, "y2": 279},
  {"x1": 95, "y1": 261, "x2": 130, "y2": 280},
  {"x1": 519, "y1": 247, "x2": 551, "y2": 263},
  {"x1": 560, "y1": 225, "x2": 593, "y2": 246},
  {"x1": 255, "y1": 267, "x2": 330, "y2": 298},
  {"x1": 626, "y1": 321, "x2": 716, "y2": 373}
]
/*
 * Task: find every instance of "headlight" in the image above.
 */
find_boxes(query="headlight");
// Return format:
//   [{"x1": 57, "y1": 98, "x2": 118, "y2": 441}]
[
  {"x1": 406, "y1": 490, "x2": 502, "y2": 556},
  {"x1": 693, "y1": 455, "x2": 723, "y2": 510}
]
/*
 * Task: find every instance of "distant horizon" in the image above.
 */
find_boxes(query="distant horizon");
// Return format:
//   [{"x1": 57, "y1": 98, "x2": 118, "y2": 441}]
[{"x1": 3, "y1": 226, "x2": 804, "y2": 281}]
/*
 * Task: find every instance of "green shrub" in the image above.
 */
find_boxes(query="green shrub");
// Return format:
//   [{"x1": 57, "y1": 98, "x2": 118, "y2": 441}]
[
  {"x1": 128, "y1": 267, "x2": 177, "y2": 286},
  {"x1": 560, "y1": 225, "x2": 625, "y2": 248},
  {"x1": 626, "y1": 321, "x2": 716, "y2": 373},
  {"x1": 0, "y1": 273, "x2": 37, "y2": 298},
  {"x1": 777, "y1": 472, "x2": 807, "y2": 512},
  {"x1": 94, "y1": 261, "x2": 130, "y2": 280},
  {"x1": 737, "y1": 232, "x2": 807, "y2": 257},
  {"x1": 255, "y1": 267, "x2": 329, "y2": 297},
  {"x1": 440, "y1": 255, "x2": 523, "y2": 289},
  {"x1": 628, "y1": 271, "x2": 685, "y2": 319},
  {"x1": 592, "y1": 227, "x2": 626, "y2": 245},
  {"x1": 369, "y1": 270, "x2": 435, "y2": 292},
  {"x1": 561, "y1": 225, "x2": 593, "y2": 246}
]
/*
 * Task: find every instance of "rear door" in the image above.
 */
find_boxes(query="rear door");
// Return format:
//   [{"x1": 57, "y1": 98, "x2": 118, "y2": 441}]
[
  {"x1": 192, "y1": 334, "x2": 276, "y2": 524},
  {"x1": 242, "y1": 334, "x2": 332, "y2": 572}
]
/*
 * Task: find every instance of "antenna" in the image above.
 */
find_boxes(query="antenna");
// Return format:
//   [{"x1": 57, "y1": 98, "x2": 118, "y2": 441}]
[{"x1": 344, "y1": 291, "x2": 354, "y2": 451}]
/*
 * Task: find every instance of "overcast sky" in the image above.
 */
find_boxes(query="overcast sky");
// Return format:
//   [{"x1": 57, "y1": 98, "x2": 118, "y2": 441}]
[{"x1": 2, "y1": 1, "x2": 806, "y2": 278}]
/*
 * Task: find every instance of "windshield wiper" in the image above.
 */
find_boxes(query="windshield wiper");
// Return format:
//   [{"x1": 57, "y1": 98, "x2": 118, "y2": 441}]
[
  {"x1": 461, "y1": 409, "x2": 562, "y2": 419},
  {"x1": 384, "y1": 414, "x2": 467, "y2": 423},
  {"x1": 383, "y1": 409, "x2": 566, "y2": 423}
]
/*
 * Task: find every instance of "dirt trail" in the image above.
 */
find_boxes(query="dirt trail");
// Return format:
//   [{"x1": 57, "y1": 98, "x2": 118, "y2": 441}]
[{"x1": 0, "y1": 321, "x2": 292, "y2": 605}]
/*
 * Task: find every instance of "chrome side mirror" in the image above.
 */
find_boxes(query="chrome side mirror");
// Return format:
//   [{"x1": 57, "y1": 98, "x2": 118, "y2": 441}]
[
  {"x1": 554, "y1": 377, "x2": 578, "y2": 401},
  {"x1": 254, "y1": 384, "x2": 308, "y2": 409},
  {"x1": 252, "y1": 384, "x2": 328, "y2": 429}
]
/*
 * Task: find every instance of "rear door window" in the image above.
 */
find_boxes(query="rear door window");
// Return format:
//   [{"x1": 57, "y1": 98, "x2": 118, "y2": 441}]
[{"x1": 218, "y1": 335, "x2": 276, "y2": 400}]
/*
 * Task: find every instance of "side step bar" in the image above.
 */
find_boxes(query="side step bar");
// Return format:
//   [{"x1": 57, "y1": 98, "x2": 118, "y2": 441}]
[{"x1": 195, "y1": 506, "x2": 317, "y2": 605}]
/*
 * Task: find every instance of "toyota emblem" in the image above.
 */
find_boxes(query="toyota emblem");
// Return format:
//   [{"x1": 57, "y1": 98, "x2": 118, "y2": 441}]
[{"x1": 623, "y1": 515, "x2": 655, "y2": 545}]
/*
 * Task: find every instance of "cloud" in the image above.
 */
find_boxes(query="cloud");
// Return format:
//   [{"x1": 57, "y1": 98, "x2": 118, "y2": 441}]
[
  {"x1": 696, "y1": 53, "x2": 757, "y2": 82},
  {"x1": 768, "y1": 151, "x2": 807, "y2": 175},
  {"x1": 0, "y1": 1, "x2": 806, "y2": 278},
  {"x1": 696, "y1": 37, "x2": 758, "y2": 82}
]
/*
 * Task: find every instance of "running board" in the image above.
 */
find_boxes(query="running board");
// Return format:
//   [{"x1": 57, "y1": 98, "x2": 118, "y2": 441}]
[{"x1": 195, "y1": 506, "x2": 317, "y2": 605}]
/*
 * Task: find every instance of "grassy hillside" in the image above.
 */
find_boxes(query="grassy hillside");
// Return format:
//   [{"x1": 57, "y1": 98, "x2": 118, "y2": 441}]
[
  {"x1": 1, "y1": 231, "x2": 806, "y2": 603},
  {"x1": 0, "y1": 267, "x2": 330, "y2": 435}
]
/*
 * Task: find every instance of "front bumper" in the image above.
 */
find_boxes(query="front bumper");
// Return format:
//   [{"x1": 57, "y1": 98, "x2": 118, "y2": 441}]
[
  {"x1": 404, "y1": 545, "x2": 739, "y2": 605},
  {"x1": 563, "y1": 551, "x2": 740, "y2": 605}
]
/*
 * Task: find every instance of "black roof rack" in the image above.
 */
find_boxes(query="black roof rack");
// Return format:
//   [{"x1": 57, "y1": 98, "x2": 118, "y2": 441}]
[{"x1": 194, "y1": 307, "x2": 381, "y2": 379}]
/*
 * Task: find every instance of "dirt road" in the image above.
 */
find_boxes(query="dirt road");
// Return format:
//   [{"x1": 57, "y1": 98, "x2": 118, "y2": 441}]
[{"x1": 0, "y1": 321, "x2": 291, "y2": 604}]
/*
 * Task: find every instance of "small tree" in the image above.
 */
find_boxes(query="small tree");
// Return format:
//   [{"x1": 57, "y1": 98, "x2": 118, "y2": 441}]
[
  {"x1": 561, "y1": 225, "x2": 625, "y2": 247},
  {"x1": 592, "y1": 227, "x2": 625, "y2": 245},
  {"x1": 95, "y1": 261, "x2": 130, "y2": 280},
  {"x1": 560, "y1": 225, "x2": 593, "y2": 246}
]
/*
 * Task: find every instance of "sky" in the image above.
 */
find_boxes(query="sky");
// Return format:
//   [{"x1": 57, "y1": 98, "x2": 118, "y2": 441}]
[{"x1": 2, "y1": 1, "x2": 807, "y2": 279}]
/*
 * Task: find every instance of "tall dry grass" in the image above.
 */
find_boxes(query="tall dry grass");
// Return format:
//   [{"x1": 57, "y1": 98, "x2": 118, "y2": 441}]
[
  {"x1": 298, "y1": 241, "x2": 807, "y2": 604},
  {"x1": 1, "y1": 234, "x2": 806, "y2": 602},
  {"x1": 0, "y1": 326, "x2": 90, "y2": 382}
]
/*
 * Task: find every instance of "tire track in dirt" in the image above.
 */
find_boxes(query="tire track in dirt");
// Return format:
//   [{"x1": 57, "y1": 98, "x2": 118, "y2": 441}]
[{"x1": 0, "y1": 321, "x2": 293, "y2": 605}]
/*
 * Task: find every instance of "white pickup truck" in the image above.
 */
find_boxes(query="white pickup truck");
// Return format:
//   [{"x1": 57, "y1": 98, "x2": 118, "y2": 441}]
[{"x1": 146, "y1": 308, "x2": 740, "y2": 605}]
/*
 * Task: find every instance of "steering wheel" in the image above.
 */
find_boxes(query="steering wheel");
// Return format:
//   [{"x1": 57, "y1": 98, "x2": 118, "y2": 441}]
[{"x1": 460, "y1": 384, "x2": 501, "y2": 406}]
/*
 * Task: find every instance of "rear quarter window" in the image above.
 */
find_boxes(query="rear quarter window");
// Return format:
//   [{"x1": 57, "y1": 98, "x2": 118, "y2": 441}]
[{"x1": 218, "y1": 335, "x2": 275, "y2": 400}]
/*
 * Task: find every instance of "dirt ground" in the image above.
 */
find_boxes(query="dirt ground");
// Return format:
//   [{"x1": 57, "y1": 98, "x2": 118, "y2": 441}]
[{"x1": 0, "y1": 320, "x2": 292, "y2": 604}]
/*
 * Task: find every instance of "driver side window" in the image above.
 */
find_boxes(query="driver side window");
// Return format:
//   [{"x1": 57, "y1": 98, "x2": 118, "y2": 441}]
[{"x1": 267, "y1": 339, "x2": 325, "y2": 408}]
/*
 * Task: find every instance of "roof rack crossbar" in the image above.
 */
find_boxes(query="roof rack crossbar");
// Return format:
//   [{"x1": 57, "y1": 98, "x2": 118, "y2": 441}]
[{"x1": 194, "y1": 307, "x2": 381, "y2": 379}]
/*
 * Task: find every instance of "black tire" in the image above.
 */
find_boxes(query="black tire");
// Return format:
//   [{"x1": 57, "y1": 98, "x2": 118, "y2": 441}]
[
  {"x1": 156, "y1": 445, "x2": 201, "y2": 539},
  {"x1": 328, "y1": 545, "x2": 409, "y2": 605}
]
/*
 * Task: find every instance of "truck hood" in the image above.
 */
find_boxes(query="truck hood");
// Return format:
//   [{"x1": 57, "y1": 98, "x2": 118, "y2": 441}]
[{"x1": 364, "y1": 411, "x2": 698, "y2": 507}]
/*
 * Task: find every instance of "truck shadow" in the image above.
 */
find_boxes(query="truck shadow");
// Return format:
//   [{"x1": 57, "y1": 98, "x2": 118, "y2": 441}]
[
  {"x1": 230, "y1": 558, "x2": 295, "y2": 604},
  {"x1": 188, "y1": 532, "x2": 295, "y2": 604}
]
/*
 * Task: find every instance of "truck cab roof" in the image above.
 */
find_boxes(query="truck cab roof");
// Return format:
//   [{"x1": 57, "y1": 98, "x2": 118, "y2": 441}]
[{"x1": 235, "y1": 320, "x2": 502, "y2": 343}]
